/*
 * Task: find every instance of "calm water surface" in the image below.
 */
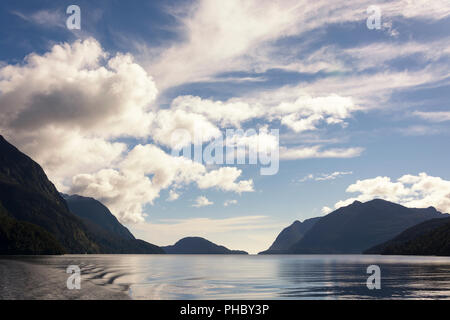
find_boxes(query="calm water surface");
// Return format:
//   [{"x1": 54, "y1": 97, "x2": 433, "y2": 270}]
[{"x1": 2, "y1": 255, "x2": 450, "y2": 299}]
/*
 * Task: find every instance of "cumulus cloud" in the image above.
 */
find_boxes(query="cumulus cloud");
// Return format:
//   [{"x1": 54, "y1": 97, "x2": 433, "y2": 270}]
[
  {"x1": 329, "y1": 173, "x2": 450, "y2": 214},
  {"x1": 223, "y1": 127, "x2": 279, "y2": 161},
  {"x1": 70, "y1": 144, "x2": 253, "y2": 222},
  {"x1": 270, "y1": 94, "x2": 358, "y2": 132},
  {"x1": 71, "y1": 168, "x2": 158, "y2": 223},
  {"x1": 2, "y1": 0, "x2": 448, "y2": 239},
  {"x1": 0, "y1": 37, "x2": 358, "y2": 225},
  {"x1": 4, "y1": 1, "x2": 446, "y2": 227},
  {"x1": 164, "y1": 91, "x2": 362, "y2": 164},
  {"x1": 0, "y1": 38, "x2": 157, "y2": 186},
  {"x1": 169, "y1": 92, "x2": 359, "y2": 134},
  {"x1": 0, "y1": 38, "x2": 259, "y2": 223},
  {"x1": 196, "y1": 167, "x2": 254, "y2": 193},
  {"x1": 193, "y1": 196, "x2": 214, "y2": 208},
  {"x1": 171, "y1": 95, "x2": 265, "y2": 128},
  {"x1": 151, "y1": 109, "x2": 221, "y2": 148}
]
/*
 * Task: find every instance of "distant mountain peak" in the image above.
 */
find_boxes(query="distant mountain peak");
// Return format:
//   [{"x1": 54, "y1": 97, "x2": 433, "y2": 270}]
[
  {"x1": 163, "y1": 237, "x2": 248, "y2": 254},
  {"x1": 290, "y1": 198, "x2": 446, "y2": 254},
  {"x1": 174, "y1": 236, "x2": 205, "y2": 245}
]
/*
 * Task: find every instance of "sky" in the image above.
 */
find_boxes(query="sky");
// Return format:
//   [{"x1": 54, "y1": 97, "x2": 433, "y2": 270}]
[{"x1": 0, "y1": 0, "x2": 449, "y2": 253}]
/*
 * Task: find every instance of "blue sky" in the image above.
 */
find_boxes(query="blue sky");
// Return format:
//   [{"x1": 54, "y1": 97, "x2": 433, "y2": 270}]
[{"x1": 0, "y1": 0, "x2": 449, "y2": 253}]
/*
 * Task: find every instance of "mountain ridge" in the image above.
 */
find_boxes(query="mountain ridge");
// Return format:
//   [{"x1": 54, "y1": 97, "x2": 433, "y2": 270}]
[
  {"x1": 62, "y1": 194, "x2": 135, "y2": 240},
  {"x1": 0, "y1": 135, "x2": 163, "y2": 254},
  {"x1": 365, "y1": 216, "x2": 450, "y2": 255},
  {"x1": 163, "y1": 237, "x2": 248, "y2": 254},
  {"x1": 289, "y1": 199, "x2": 447, "y2": 254},
  {"x1": 259, "y1": 217, "x2": 321, "y2": 254}
]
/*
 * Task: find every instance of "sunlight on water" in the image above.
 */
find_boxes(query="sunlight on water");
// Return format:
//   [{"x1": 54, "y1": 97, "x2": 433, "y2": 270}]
[{"x1": 2, "y1": 255, "x2": 450, "y2": 299}]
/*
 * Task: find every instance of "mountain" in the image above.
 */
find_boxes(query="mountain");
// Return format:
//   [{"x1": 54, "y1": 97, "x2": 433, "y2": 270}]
[
  {"x1": 365, "y1": 217, "x2": 450, "y2": 256},
  {"x1": 0, "y1": 135, "x2": 163, "y2": 254},
  {"x1": 259, "y1": 217, "x2": 321, "y2": 254},
  {"x1": 290, "y1": 199, "x2": 447, "y2": 254},
  {"x1": 163, "y1": 237, "x2": 248, "y2": 254},
  {"x1": 0, "y1": 202, "x2": 65, "y2": 255},
  {"x1": 62, "y1": 194, "x2": 135, "y2": 240},
  {"x1": 61, "y1": 193, "x2": 164, "y2": 254},
  {"x1": 0, "y1": 135, "x2": 100, "y2": 253}
]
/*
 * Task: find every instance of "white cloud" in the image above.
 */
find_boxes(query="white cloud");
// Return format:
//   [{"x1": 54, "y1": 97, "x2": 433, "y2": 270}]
[
  {"x1": 0, "y1": 38, "x2": 158, "y2": 187},
  {"x1": 315, "y1": 171, "x2": 353, "y2": 181},
  {"x1": 271, "y1": 94, "x2": 358, "y2": 132},
  {"x1": 224, "y1": 127, "x2": 279, "y2": 160},
  {"x1": 331, "y1": 173, "x2": 450, "y2": 214},
  {"x1": 167, "y1": 190, "x2": 180, "y2": 202},
  {"x1": 146, "y1": 0, "x2": 450, "y2": 91},
  {"x1": 150, "y1": 0, "x2": 307, "y2": 89},
  {"x1": 151, "y1": 109, "x2": 221, "y2": 148},
  {"x1": 70, "y1": 144, "x2": 253, "y2": 222},
  {"x1": 280, "y1": 146, "x2": 363, "y2": 160},
  {"x1": 342, "y1": 38, "x2": 450, "y2": 72},
  {"x1": 168, "y1": 91, "x2": 359, "y2": 137},
  {"x1": 224, "y1": 199, "x2": 238, "y2": 207},
  {"x1": 162, "y1": 91, "x2": 363, "y2": 166},
  {"x1": 298, "y1": 171, "x2": 353, "y2": 182},
  {"x1": 321, "y1": 206, "x2": 333, "y2": 214},
  {"x1": 3, "y1": 0, "x2": 449, "y2": 229},
  {"x1": 196, "y1": 167, "x2": 254, "y2": 193},
  {"x1": 413, "y1": 111, "x2": 450, "y2": 122},
  {"x1": 71, "y1": 168, "x2": 157, "y2": 223},
  {"x1": 298, "y1": 174, "x2": 314, "y2": 183},
  {"x1": 193, "y1": 196, "x2": 214, "y2": 208},
  {"x1": 1, "y1": 37, "x2": 367, "y2": 227},
  {"x1": 171, "y1": 95, "x2": 265, "y2": 128},
  {"x1": 0, "y1": 39, "x2": 258, "y2": 223},
  {"x1": 297, "y1": 68, "x2": 448, "y2": 110}
]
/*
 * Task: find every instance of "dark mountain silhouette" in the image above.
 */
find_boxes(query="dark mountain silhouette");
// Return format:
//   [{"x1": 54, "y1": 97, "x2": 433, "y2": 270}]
[
  {"x1": 259, "y1": 217, "x2": 321, "y2": 254},
  {"x1": 0, "y1": 202, "x2": 65, "y2": 254},
  {"x1": 290, "y1": 199, "x2": 447, "y2": 254},
  {"x1": 62, "y1": 194, "x2": 135, "y2": 240},
  {"x1": 163, "y1": 237, "x2": 248, "y2": 254},
  {"x1": 0, "y1": 135, "x2": 163, "y2": 254},
  {"x1": 365, "y1": 217, "x2": 450, "y2": 256},
  {"x1": 0, "y1": 135, "x2": 99, "y2": 253},
  {"x1": 61, "y1": 193, "x2": 164, "y2": 254}
]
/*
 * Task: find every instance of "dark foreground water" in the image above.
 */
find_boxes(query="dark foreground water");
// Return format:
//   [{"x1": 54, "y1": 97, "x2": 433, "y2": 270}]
[{"x1": 1, "y1": 255, "x2": 450, "y2": 299}]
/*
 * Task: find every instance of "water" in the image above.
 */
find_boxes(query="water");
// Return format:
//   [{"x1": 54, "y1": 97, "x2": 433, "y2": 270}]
[{"x1": 2, "y1": 255, "x2": 450, "y2": 299}]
